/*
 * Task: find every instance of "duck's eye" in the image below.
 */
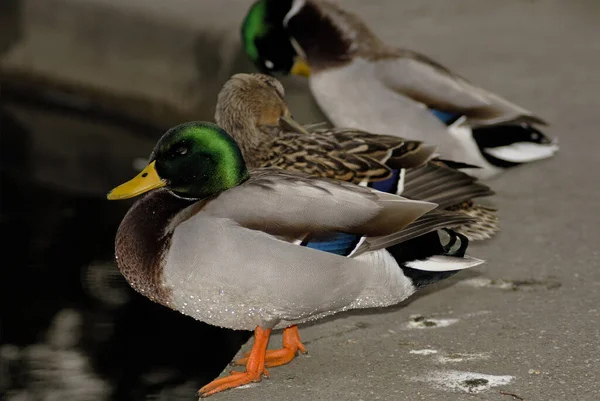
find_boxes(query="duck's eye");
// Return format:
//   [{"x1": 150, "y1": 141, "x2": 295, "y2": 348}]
[
  {"x1": 264, "y1": 60, "x2": 274, "y2": 69},
  {"x1": 176, "y1": 146, "x2": 188, "y2": 156},
  {"x1": 531, "y1": 133, "x2": 540, "y2": 141}
]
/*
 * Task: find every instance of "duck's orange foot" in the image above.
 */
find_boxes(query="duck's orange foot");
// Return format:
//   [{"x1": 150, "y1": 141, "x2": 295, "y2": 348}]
[
  {"x1": 199, "y1": 326, "x2": 272, "y2": 398},
  {"x1": 198, "y1": 368, "x2": 269, "y2": 398},
  {"x1": 234, "y1": 325, "x2": 307, "y2": 368}
]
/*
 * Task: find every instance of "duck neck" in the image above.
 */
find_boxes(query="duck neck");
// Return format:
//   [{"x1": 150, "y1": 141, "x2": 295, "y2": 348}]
[
  {"x1": 215, "y1": 111, "x2": 272, "y2": 168},
  {"x1": 285, "y1": 1, "x2": 354, "y2": 71},
  {"x1": 285, "y1": 1, "x2": 390, "y2": 71},
  {"x1": 114, "y1": 189, "x2": 196, "y2": 306}
]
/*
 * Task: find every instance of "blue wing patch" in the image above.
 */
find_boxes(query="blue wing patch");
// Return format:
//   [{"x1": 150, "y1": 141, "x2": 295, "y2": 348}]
[
  {"x1": 303, "y1": 232, "x2": 362, "y2": 256},
  {"x1": 303, "y1": 168, "x2": 403, "y2": 256},
  {"x1": 429, "y1": 109, "x2": 462, "y2": 125},
  {"x1": 303, "y1": 169, "x2": 401, "y2": 256},
  {"x1": 369, "y1": 168, "x2": 399, "y2": 194}
]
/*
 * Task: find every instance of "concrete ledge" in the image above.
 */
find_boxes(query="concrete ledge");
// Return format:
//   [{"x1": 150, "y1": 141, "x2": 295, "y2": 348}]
[{"x1": 1, "y1": 0, "x2": 255, "y2": 125}]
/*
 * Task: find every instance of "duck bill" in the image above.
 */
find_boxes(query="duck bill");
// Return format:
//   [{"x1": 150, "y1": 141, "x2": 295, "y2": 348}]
[
  {"x1": 290, "y1": 56, "x2": 311, "y2": 77},
  {"x1": 107, "y1": 160, "x2": 167, "y2": 200},
  {"x1": 279, "y1": 115, "x2": 311, "y2": 135}
]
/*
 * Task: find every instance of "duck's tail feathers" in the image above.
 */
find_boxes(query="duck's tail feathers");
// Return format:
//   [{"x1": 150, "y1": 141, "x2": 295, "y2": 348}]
[
  {"x1": 471, "y1": 123, "x2": 559, "y2": 167},
  {"x1": 351, "y1": 209, "x2": 473, "y2": 256},
  {"x1": 405, "y1": 254, "x2": 484, "y2": 272},
  {"x1": 388, "y1": 229, "x2": 484, "y2": 289},
  {"x1": 432, "y1": 158, "x2": 482, "y2": 170},
  {"x1": 447, "y1": 201, "x2": 499, "y2": 241},
  {"x1": 402, "y1": 163, "x2": 494, "y2": 208}
]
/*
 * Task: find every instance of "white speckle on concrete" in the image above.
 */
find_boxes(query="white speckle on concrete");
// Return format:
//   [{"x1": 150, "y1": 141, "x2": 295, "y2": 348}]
[
  {"x1": 458, "y1": 278, "x2": 562, "y2": 291},
  {"x1": 406, "y1": 315, "x2": 459, "y2": 329},
  {"x1": 410, "y1": 349, "x2": 439, "y2": 355},
  {"x1": 459, "y1": 278, "x2": 515, "y2": 290},
  {"x1": 463, "y1": 310, "x2": 492, "y2": 318},
  {"x1": 233, "y1": 382, "x2": 261, "y2": 391},
  {"x1": 413, "y1": 370, "x2": 513, "y2": 394},
  {"x1": 436, "y1": 352, "x2": 490, "y2": 363}
]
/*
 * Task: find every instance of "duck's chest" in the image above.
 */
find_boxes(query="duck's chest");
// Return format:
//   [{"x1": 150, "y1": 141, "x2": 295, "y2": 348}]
[
  {"x1": 162, "y1": 274, "x2": 271, "y2": 330},
  {"x1": 157, "y1": 217, "x2": 294, "y2": 331},
  {"x1": 114, "y1": 191, "x2": 185, "y2": 307}
]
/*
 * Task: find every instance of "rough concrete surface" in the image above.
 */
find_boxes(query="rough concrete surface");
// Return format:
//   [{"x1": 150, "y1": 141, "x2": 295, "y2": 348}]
[
  {"x1": 207, "y1": 1, "x2": 600, "y2": 400},
  {"x1": 5, "y1": 0, "x2": 599, "y2": 400}
]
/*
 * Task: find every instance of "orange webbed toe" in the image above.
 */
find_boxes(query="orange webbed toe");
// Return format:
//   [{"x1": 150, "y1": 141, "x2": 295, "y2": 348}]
[
  {"x1": 198, "y1": 326, "x2": 271, "y2": 398},
  {"x1": 233, "y1": 325, "x2": 307, "y2": 368}
]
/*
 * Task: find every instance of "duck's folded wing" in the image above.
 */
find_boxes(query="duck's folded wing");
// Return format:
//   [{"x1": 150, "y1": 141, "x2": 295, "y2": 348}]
[
  {"x1": 285, "y1": 122, "x2": 438, "y2": 169},
  {"x1": 321, "y1": 127, "x2": 437, "y2": 169},
  {"x1": 351, "y1": 209, "x2": 475, "y2": 257},
  {"x1": 376, "y1": 51, "x2": 546, "y2": 126},
  {"x1": 403, "y1": 163, "x2": 494, "y2": 208},
  {"x1": 165, "y1": 215, "x2": 378, "y2": 324},
  {"x1": 267, "y1": 128, "x2": 436, "y2": 184},
  {"x1": 202, "y1": 168, "x2": 437, "y2": 238},
  {"x1": 265, "y1": 132, "x2": 393, "y2": 183}
]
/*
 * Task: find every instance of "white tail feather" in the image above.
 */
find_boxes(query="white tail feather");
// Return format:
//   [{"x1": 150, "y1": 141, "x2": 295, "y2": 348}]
[
  {"x1": 406, "y1": 255, "x2": 484, "y2": 272},
  {"x1": 484, "y1": 142, "x2": 559, "y2": 163}
]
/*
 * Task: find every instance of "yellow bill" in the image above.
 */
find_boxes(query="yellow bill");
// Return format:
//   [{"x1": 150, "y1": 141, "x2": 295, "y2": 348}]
[
  {"x1": 107, "y1": 160, "x2": 167, "y2": 200},
  {"x1": 290, "y1": 56, "x2": 311, "y2": 77}
]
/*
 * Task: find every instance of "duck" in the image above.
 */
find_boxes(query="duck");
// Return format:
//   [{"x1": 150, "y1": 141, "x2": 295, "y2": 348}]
[
  {"x1": 215, "y1": 73, "x2": 499, "y2": 241},
  {"x1": 240, "y1": 0, "x2": 559, "y2": 179},
  {"x1": 107, "y1": 121, "x2": 484, "y2": 397}
]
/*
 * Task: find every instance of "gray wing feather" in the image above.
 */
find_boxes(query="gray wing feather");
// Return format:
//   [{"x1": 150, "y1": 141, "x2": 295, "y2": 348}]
[
  {"x1": 376, "y1": 55, "x2": 546, "y2": 126},
  {"x1": 352, "y1": 210, "x2": 474, "y2": 256},
  {"x1": 403, "y1": 164, "x2": 494, "y2": 208},
  {"x1": 202, "y1": 168, "x2": 437, "y2": 238}
]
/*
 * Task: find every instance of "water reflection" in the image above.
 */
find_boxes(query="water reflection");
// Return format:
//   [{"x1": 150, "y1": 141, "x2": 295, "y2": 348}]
[{"x1": 0, "y1": 91, "x2": 251, "y2": 400}]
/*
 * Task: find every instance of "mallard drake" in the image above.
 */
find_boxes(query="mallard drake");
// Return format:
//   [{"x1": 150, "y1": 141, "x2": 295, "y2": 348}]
[
  {"x1": 107, "y1": 121, "x2": 484, "y2": 397},
  {"x1": 240, "y1": 0, "x2": 559, "y2": 179},
  {"x1": 215, "y1": 73, "x2": 498, "y2": 241}
]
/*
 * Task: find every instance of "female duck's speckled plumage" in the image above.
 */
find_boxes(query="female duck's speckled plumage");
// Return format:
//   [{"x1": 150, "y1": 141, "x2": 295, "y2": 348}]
[{"x1": 215, "y1": 73, "x2": 499, "y2": 240}]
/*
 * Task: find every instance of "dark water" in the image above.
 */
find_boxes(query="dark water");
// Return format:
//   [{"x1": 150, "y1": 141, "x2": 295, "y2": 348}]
[{"x1": 0, "y1": 86, "x2": 252, "y2": 401}]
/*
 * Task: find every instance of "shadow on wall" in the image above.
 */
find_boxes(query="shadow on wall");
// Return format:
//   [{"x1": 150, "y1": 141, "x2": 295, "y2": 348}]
[{"x1": 0, "y1": 0, "x2": 21, "y2": 55}]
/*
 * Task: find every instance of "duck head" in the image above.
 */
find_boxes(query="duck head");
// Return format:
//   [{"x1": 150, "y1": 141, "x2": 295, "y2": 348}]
[
  {"x1": 241, "y1": 0, "x2": 310, "y2": 76},
  {"x1": 215, "y1": 73, "x2": 309, "y2": 161},
  {"x1": 242, "y1": 0, "x2": 386, "y2": 77},
  {"x1": 107, "y1": 122, "x2": 248, "y2": 201}
]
